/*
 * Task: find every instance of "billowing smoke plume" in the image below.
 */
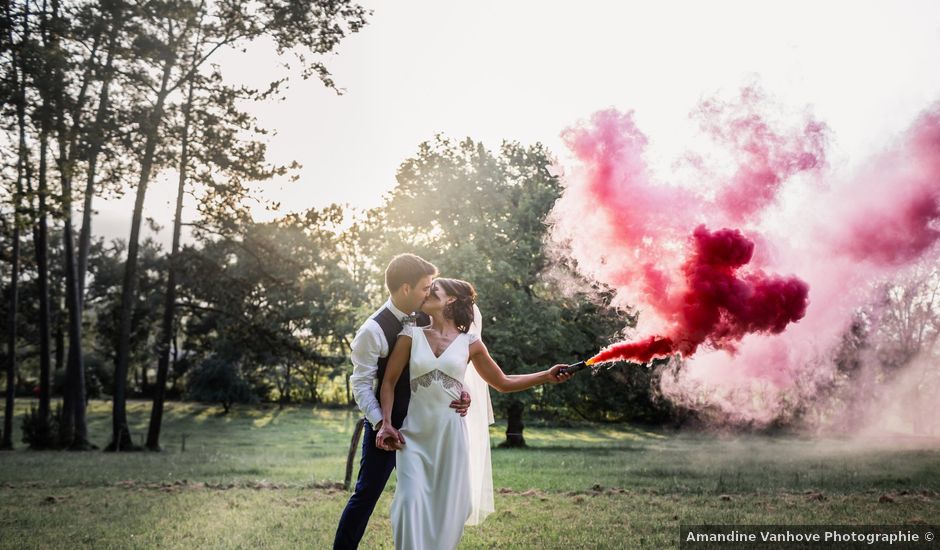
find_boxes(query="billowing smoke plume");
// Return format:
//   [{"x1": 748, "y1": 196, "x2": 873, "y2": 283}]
[
  {"x1": 693, "y1": 86, "x2": 828, "y2": 223},
  {"x1": 550, "y1": 87, "x2": 940, "y2": 428},
  {"x1": 588, "y1": 226, "x2": 809, "y2": 364}
]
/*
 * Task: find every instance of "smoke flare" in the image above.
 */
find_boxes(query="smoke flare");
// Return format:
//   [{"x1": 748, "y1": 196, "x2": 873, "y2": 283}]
[
  {"x1": 551, "y1": 87, "x2": 940, "y2": 426},
  {"x1": 588, "y1": 336, "x2": 675, "y2": 365}
]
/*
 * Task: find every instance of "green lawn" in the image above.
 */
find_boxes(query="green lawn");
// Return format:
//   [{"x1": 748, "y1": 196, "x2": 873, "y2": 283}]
[{"x1": 1, "y1": 398, "x2": 938, "y2": 549}]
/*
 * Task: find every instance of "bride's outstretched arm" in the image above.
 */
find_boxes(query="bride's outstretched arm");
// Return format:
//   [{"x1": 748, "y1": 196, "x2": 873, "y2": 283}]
[
  {"x1": 375, "y1": 335, "x2": 412, "y2": 450},
  {"x1": 469, "y1": 339, "x2": 572, "y2": 393}
]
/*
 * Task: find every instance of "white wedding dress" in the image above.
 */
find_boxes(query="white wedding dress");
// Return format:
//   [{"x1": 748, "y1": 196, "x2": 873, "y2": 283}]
[{"x1": 390, "y1": 326, "x2": 481, "y2": 550}]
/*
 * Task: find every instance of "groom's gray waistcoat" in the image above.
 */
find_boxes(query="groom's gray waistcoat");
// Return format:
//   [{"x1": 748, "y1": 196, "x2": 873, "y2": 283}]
[{"x1": 374, "y1": 308, "x2": 411, "y2": 429}]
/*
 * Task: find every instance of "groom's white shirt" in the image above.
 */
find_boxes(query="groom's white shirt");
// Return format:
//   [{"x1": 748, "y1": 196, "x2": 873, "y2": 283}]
[{"x1": 349, "y1": 299, "x2": 411, "y2": 427}]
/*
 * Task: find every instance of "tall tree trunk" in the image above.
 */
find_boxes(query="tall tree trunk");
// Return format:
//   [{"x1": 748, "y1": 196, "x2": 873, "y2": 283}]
[
  {"x1": 48, "y1": 0, "x2": 95, "y2": 450},
  {"x1": 500, "y1": 399, "x2": 527, "y2": 448},
  {"x1": 284, "y1": 362, "x2": 292, "y2": 405},
  {"x1": 57, "y1": 285, "x2": 72, "y2": 447},
  {"x1": 62, "y1": 227, "x2": 90, "y2": 451},
  {"x1": 54, "y1": 307, "x2": 64, "y2": 373},
  {"x1": 58, "y1": 100, "x2": 93, "y2": 450},
  {"x1": 77, "y1": 7, "x2": 121, "y2": 302},
  {"x1": 2, "y1": 219, "x2": 20, "y2": 451},
  {"x1": 34, "y1": 131, "x2": 53, "y2": 445},
  {"x1": 170, "y1": 331, "x2": 179, "y2": 392},
  {"x1": 147, "y1": 16, "x2": 207, "y2": 448},
  {"x1": 310, "y1": 364, "x2": 320, "y2": 405},
  {"x1": 109, "y1": 32, "x2": 178, "y2": 452},
  {"x1": 147, "y1": 70, "x2": 191, "y2": 448},
  {"x1": 2, "y1": 0, "x2": 28, "y2": 452}
]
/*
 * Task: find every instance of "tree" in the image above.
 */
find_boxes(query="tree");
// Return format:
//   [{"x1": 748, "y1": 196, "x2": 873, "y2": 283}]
[
  {"x1": 86, "y1": 236, "x2": 166, "y2": 401},
  {"x1": 874, "y1": 264, "x2": 940, "y2": 372},
  {"x1": 147, "y1": 61, "x2": 294, "y2": 448},
  {"x1": 1, "y1": 0, "x2": 28, "y2": 450},
  {"x1": 2, "y1": 0, "x2": 121, "y2": 450},
  {"x1": 23, "y1": 0, "x2": 54, "y2": 448},
  {"x1": 177, "y1": 207, "x2": 362, "y2": 405},
  {"x1": 811, "y1": 261, "x2": 940, "y2": 434},
  {"x1": 0, "y1": 223, "x2": 67, "y2": 408},
  {"x1": 76, "y1": 0, "x2": 125, "y2": 305},
  {"x1": 108, "y1": 0, "x2": 367, "y2": 451},
  {"x1": 365, "y1": 136, "x2": 624, "y2": 446},
  {"x1": 49, "y1": 0, "x2": 100, "y2": 450},
  {"x1": 871, "y1": 262, "x2": 940, "y2": 433},
  {"x1": 186, "y1": 356, "x2": 255, "y2": 414}
]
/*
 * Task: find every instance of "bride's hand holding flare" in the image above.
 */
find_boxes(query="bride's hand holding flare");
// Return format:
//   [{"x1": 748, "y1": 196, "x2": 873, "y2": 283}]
[{"x1": 547, "y1": 364, "x2": 575, "y2": 384}]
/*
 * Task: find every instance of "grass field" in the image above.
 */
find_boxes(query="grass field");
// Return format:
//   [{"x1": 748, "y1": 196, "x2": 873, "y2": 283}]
[{"x1": 1, "y1": 398, "x2": 938, "y2": 549}]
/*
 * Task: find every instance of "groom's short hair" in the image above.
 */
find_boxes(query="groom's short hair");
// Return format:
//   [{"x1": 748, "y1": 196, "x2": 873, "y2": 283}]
[{"x1": 386, "y1": 253, "x2": 438, "y2": 293}]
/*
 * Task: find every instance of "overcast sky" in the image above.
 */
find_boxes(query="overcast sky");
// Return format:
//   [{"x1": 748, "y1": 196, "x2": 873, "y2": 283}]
[{"x1": 92, "y1": 0, "x2": 940, "y2": 247}]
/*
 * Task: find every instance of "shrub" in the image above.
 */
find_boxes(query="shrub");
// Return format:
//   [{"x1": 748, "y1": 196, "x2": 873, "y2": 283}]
[
  {"x1": 186, "y1": 357, "x2": 257, "y2": 413},
  {"x1": 21, "y1": 403, "x2": 63, "y2": 449}
]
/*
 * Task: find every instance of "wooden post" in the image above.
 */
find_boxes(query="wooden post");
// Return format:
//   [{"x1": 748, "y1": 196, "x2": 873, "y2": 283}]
[{"x1": 344, "y1": 418, "x2": 365, "y2": 491}]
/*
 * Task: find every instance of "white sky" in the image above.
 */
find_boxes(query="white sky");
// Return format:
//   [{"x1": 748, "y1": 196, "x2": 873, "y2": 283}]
[{"x1": 93, "y1": 0, "x2": 940, "y2": 247}]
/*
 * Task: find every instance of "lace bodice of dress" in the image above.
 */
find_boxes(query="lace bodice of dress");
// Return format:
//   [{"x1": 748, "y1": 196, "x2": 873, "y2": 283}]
[
  {"x1": 411, "y1": 368, "x2": 464, "y2": 394},
  {"x1": 401, "y1": 326, "x2": 479, "y2": 396}
]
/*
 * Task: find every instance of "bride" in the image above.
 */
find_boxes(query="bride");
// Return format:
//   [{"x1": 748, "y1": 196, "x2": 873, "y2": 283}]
[{"x1": 375, "y1": 278, "x2": 572, "y2": 549}]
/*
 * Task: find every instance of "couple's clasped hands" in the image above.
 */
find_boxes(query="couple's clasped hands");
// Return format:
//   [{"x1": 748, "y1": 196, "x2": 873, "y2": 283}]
[{"x1": 375, "y1": 390, "x2": 472, "y2": 451}]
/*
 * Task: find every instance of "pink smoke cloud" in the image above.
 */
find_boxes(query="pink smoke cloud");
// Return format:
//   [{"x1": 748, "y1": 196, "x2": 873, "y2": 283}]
[
  {"x1": 839, "y1": 108, "x2": 940, "y2": 266},
  {"x1": 692, "y1": 86, "x2": 828, "y2": 223},
  {"x1": 551, "y1": 89, "x2": 940, "y2": 425}
]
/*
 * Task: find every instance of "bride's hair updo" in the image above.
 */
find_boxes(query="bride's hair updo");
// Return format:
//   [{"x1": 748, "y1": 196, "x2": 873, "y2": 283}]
[{"x1": 435, "y1": 278, "x2": 477, "y2": 333}]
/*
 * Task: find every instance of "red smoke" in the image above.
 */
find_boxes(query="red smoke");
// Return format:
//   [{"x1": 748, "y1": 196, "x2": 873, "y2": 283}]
[
  {"x1": 846, "y1": 193, "x2": 940, "y2": 265},
  {"x1": 589, "y1": 336, "x2": 674, "y2": 365},
  {"x1": 588, "y1": 226, "x2": 809, "y2": 364},
  {"x1": 693, "y1": 87, "x2": 828, "y2": 222},
  {"x1": 841, "y1": 108, "x2": 940, "y2": 265},
  {"x1": 551, "y1": 89, "x2": 940, "y2": 424}
]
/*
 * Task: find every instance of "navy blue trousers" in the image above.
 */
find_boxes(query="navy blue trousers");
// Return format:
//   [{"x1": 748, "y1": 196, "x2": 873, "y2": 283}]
[{"x1": 333, "y1": 421, "x2": 396, "y2": 550}]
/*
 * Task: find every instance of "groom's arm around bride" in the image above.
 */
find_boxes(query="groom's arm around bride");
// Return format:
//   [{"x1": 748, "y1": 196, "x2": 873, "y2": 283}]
[{"x1": 333, "y1": 254, "x2": 470, "y2": 550}]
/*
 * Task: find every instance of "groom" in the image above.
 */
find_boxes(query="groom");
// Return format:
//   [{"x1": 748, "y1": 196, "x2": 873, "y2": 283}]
[{"x1": 333, "y1": 253, "x2": 472, "y2": 549}]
